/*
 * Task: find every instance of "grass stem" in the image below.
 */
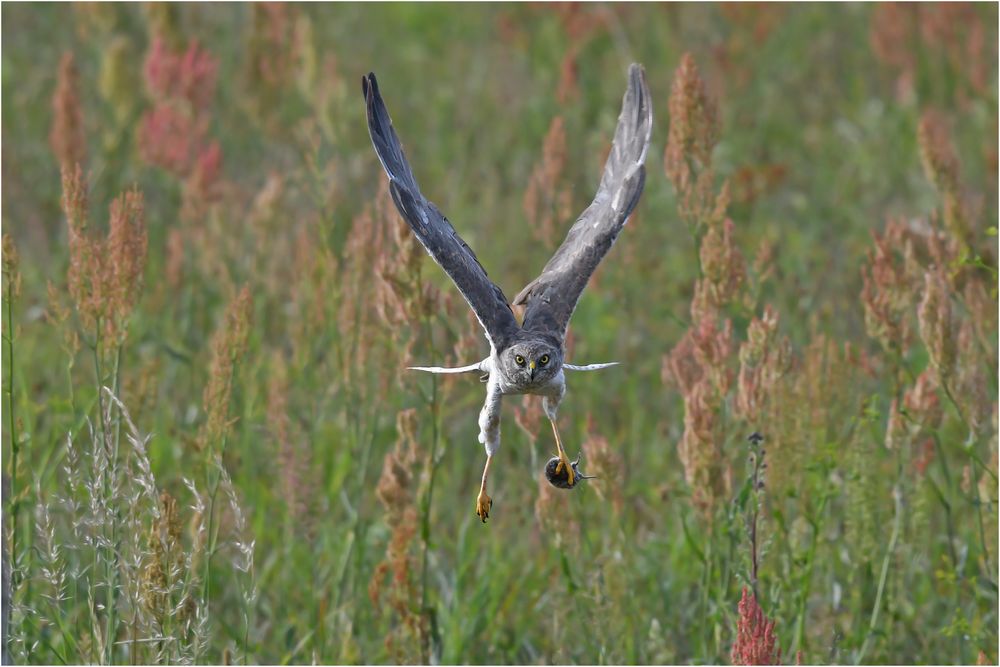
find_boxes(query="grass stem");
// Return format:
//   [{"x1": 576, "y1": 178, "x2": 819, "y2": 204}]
[
  {"x1": 4, "y1": 269, "x2": 19, "y2": 585},
  {"x1": 856, "y1": 485, "x2": 902, "y2": 665}
]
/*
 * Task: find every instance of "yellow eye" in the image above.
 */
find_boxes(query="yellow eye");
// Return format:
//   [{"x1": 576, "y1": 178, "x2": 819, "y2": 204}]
[
  {"x1": 515, "y1": 355, "x2": 525, "y2": 366},
  {"x1": 539, "y1": 355, "x2": 549, "y2": 365}
]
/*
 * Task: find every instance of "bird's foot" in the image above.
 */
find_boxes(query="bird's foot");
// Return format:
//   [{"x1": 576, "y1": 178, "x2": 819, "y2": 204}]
[
  {"x1": 546, "y1": 454, "x2": 586, "y2": 489},
  {"x1": 475, "y1": 489, "x2": 493, "y2": 523},
  {"x1": 556, "y1": 452, "x2": 577, "y2": 487}
]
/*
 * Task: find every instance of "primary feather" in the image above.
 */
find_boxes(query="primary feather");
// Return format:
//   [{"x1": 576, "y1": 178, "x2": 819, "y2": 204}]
[
  {"x1": 362, "y1": 73, "x2": 520, "y2": 352},
  {"x1": 513, "y1": 64, "x2": 653, "y2": 339}
]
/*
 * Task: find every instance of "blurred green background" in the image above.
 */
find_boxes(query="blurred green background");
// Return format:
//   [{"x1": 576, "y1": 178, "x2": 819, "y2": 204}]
[{"x1": 2, "y1": 3, "x2": 997, "y2": 665}]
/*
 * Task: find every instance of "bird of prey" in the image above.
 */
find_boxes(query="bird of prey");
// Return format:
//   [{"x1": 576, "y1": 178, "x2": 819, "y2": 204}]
[{"x1": 362, "y1": 64, "x2": 652, "y2": 523}]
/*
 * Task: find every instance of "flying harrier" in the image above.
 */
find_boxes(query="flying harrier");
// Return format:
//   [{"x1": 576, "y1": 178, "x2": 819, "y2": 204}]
[{"x1": 362, "y1": 64, "x2": 652, "y2": 523}]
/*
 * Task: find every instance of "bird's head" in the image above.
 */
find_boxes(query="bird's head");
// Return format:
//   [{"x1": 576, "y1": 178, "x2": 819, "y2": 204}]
[{"x1": 499, "y1": 338, "x2": 562, "y2": 387}]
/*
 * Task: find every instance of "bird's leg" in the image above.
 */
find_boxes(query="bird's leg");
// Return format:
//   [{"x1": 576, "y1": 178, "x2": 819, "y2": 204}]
[
  {"x1": 476, "y1": 455, "x2": 493, "y2": 523},
  {"x1": 476, "y1": 379, "x2": 502, "y2": 523},
  {"x1": 548, "y1": 417, "x2": 576, "y2": 487},
  {"x1": 542, "y1": 391, "x2": 574, "y2": 488}
]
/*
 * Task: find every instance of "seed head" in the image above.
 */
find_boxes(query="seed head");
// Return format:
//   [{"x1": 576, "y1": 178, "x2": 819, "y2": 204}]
[
  {"x1": 731, "y1": 587, "x2": 782, "y2": 666},
  {"x1": 904, "y1": 368, "x2": 943, "y2": 432},
  {"x1": 2, "y1": 234, "x2": 21, "y2": 299},
  {"x1": 736, "y1": 306, "x2": 791, "y2": 425},
  {"x1": 664, "y1": 305, "x2": 735, "y2": 519},
  {"x1": 860, "y1": 219, "x2": 919, "y2": 355},
  {"x1": 700, "y1": 218, "x2": 747, "y2": 308},
  {"x1": 139, "y1": 36, "x2": 218, "y2": 177},
  {"x1": 50, "y1": 52, "x2": 86, "y2": 169},
  {"x1": 106, "y1": 188, "x2": 148, "y2": 339},
  {"x1": 917, "y1": 110, "x2": 974, "y2": 250},
  {"x1": 60, "y1": 165, "x2": 147, "y2": 344},
  {"x1": 665, "y1": 52, "x2": 718, "y2": 181},
  {"x1": 370, "y1": 409, "x2": 424, "y2": 655},
  {"x1": 918, "y1": 110, "x2": 960, "y2": 195},
  {"x1": 145, "y1": 35, "x2": 218, "y2": 110},
  {"x1": 665, "y1": 53, "x2": 726, "y2": 234},
  {"x1": 138, "y1": 104, "x2": 208, "y2": 176},
  {"x1": 199, "y1": 286, "x2": 253, "y2": 451},
  {"x1": 917, "y1": 269, "x2": 955, "y2": 386}
]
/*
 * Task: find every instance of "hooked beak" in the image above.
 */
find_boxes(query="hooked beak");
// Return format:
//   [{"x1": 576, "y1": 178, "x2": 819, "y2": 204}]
[{"x1": 529, "y1": 360, "x2": 535, "y2": 379}]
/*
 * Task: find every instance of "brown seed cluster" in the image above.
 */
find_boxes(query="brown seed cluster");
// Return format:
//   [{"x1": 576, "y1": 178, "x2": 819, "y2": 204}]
[
  {"x1": 699, "y1": 216, "x2": 747, "y2": 310},
  {"x1": 337, "y1": 203, "x2": 384, "y2": 388},
  {"x1": 2, "y1": 234, "x2": 21, "y2": 300},
  {"x1": 199, "y1": 286, "x2": 253, "y2": 451},
  {"x1": 61, "y1": 164, "x2": 148, "y2": 345},
  {"x1": 918, "y1": 111, "x2": 974, "y2": 251},
  {"x1": 370, "y1": 409, "x2": 426, "y2": 661},
  {"x1": 50, "y1": 52, "x2": 87, "y2": 169},
  {"x1": 664, "y1": 53, "x2": 723, "y2": 234},
  {"x1": 860, "y1": 219, "x2": 919, "y2": 355},
  {"x1": 917, "y1": 268, "x2": 956, "y2": 387},
  {"x1": 662, "y1": 54, "x2": 754, "y2": 519},
  {"x1": 141, "y1": 492, "x2": 185, "y2": 624},
  {"x1": 855, "y1": 101, "x2": 997, "y2": 556},
  {"x1": 663, "y1": 314, "x2": 734, "y2": 516},
  {"x1": 736, "y1": 306, "x2": 791, "y2": 426}
]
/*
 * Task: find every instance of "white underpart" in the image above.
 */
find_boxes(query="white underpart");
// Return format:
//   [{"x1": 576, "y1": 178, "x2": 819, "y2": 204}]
[
  {"x1": 478, "y1": 378, "x2": 503, "y2": 456},
  {"x1": 408, "y1": 356, "x2": 616, "y2": 457}
]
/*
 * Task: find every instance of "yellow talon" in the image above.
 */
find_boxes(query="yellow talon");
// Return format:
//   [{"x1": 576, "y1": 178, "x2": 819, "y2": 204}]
[
  {"x1": 475, "y1": 490, "x2": 493, "y2": 523},
  {"x1": 557, "y1": 453, "x2": 576, "y2": 487}
]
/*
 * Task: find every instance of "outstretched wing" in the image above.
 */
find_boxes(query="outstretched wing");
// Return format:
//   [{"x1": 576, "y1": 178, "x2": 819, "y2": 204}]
[
  {"x1": 513, "y1": 64, "x2": 652, "y2": 339},
  {"x1": 363, "y1": 72, "x2": 520, "y2": 351}
]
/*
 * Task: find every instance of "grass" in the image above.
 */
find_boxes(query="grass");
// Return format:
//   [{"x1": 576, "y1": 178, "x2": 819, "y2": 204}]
[{"x1": 2, "y1": 3, "x2": 998, "y2": 664}]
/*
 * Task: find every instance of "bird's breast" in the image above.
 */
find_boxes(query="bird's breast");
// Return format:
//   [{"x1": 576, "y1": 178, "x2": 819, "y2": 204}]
[{"x1": 496, "y1": 369, "x2": 565, "y2": 397}]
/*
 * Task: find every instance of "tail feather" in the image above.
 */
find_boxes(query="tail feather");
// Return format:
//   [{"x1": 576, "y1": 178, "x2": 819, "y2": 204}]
[
  {"x1": 563, "y1": 362, "x2": 620, "y2": 371},
  {"x1": 407, "y1": 359, "x2": 489, "y2": 375}
]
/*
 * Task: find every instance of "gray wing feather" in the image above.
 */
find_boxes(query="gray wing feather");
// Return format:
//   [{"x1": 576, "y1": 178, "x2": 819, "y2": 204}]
[
  {"x1": 513, "y1": 64, "x2": 652, "y2": 339},
  {"x1": 362, "y1": 73, "x2": 520, "y2": 351}
]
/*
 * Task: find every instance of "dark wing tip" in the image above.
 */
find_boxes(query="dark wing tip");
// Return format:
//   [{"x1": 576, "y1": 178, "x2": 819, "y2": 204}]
[
  {"x1": 628, "y1": 63, "x2": 652, "y2": 127},
  {"x1": 362, "y1": 72, "x2": 378, "y2": 101},
  {"x1": 626, "y1": 63, "x2": 645, "y2": 106},
  {"x1": 618, "y1": 63, "x2": 652, "y2": 169}
]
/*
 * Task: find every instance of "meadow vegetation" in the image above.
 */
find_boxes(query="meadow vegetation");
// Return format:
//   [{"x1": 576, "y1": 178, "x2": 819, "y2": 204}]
[{"x1": 2, "y1": 3, "x2": 997, "y2": 664}]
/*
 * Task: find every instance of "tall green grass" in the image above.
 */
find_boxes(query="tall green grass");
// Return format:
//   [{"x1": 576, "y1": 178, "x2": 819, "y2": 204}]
[{"x1": 2, "y1": 3, "x2": 997, "y2": 664}]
